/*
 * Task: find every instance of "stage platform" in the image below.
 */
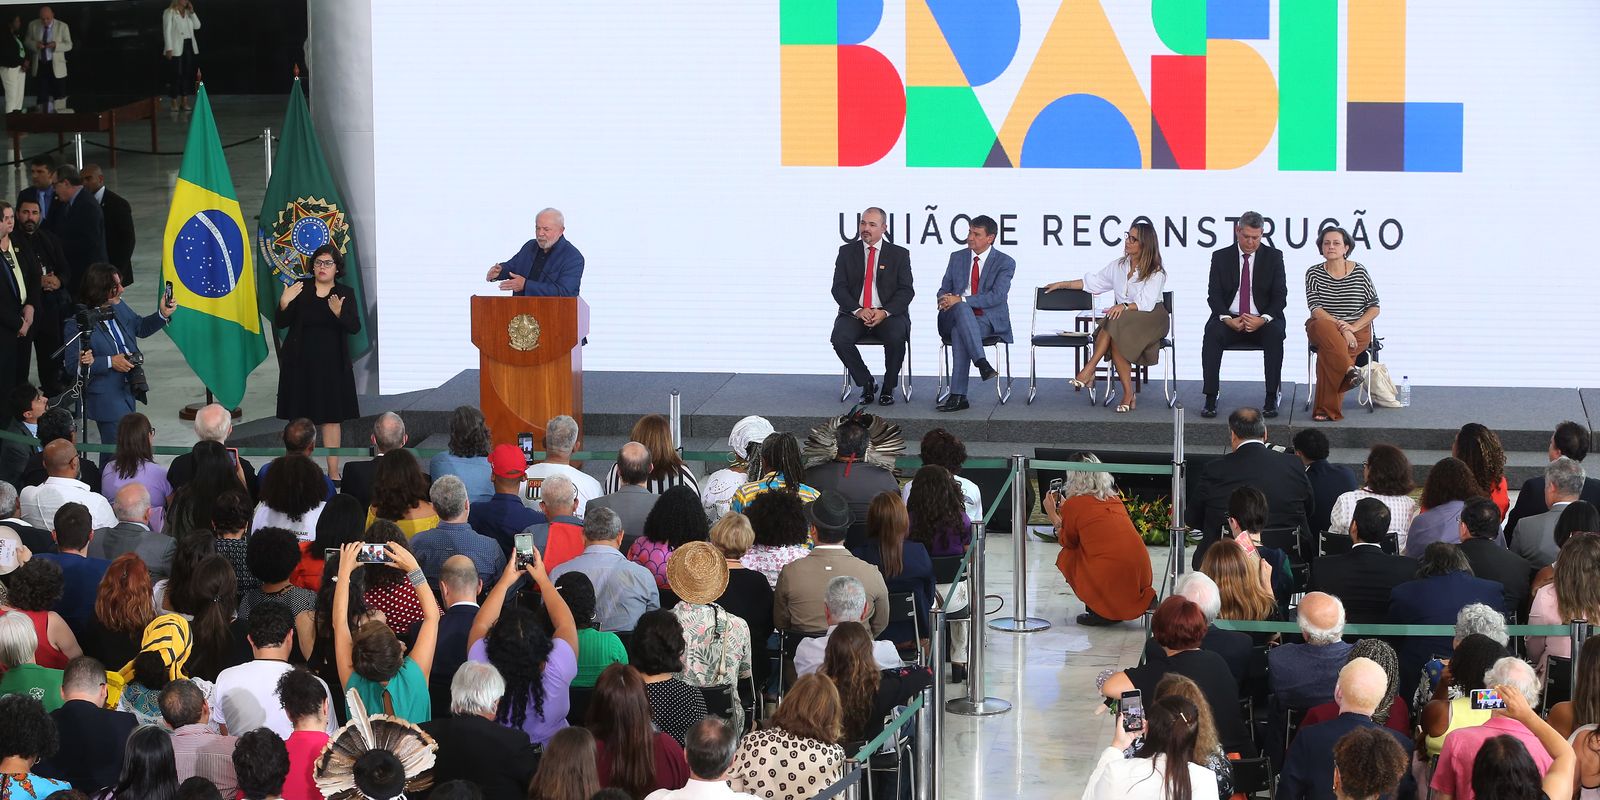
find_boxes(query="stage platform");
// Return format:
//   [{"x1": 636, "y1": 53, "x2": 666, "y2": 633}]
[{"x1": 227, "y1": 370, "x2": 1597, "y2": 485}]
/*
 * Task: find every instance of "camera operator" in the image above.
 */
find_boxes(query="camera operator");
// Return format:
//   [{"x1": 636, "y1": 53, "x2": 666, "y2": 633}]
[{"x1": 63, "y1": 262, "x2": 176, "y2": 452}]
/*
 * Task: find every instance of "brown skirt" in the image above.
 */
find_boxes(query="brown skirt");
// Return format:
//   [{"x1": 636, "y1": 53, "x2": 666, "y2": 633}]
[{"x1": 1098, "y1": 306, "x2": 1170, "y2": 366}]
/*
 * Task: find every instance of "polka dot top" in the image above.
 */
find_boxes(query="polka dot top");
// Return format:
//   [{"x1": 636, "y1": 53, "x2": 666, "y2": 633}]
[
  {"x1": 642, "y1": 678, "x2": 708, "y2": 746},
  {"x1": 726, "y1": 728, "x2": 846, "y2": 800}
]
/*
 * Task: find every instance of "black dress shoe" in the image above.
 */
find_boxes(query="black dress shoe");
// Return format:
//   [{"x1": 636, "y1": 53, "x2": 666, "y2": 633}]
[
  {"x1": 1263, "y1": 395, "x2": 1280, "y2": 418},
  {"x1": 859, "y1": 381, "x2": 878, "y2": 403},
  {"x1": 1077, "y1": 610, "x2": 1119, "y2": 627},
  {"x1": 1201, "y1": 397, "x2": 1218, "y2": 418},
  {"x1": 976, "y1": 359, "x2": 999, "y2": 382},
  {"x1": 878, "y1": 391, "x2": 894, "y2": 406},
  {"x1": 950, "y1": 663, "x2": 968, "y2": 684},
  {"x1": 936, "y1": 394, "x2": 970, "y2": 412}
]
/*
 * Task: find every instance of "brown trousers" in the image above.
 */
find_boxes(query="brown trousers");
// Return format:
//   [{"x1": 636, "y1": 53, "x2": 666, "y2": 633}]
[{"x1": 1305, "y1": 317, "x2": 1371, "y2": 420}]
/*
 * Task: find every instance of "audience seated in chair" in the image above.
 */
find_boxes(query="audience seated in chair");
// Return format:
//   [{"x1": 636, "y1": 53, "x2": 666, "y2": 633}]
[
  {"x1": 1506, "y1": 420, "x2": 1600, "y2": 539},
  {"x1": 1293, "y1": 428, "x2": 1359, "y2": 541},
  {"x1": 1513, "y1": 457, "x2": 1589, "y2": 569},
  {"x1": 1406, "y1": 457, "x2": 1482, "y2": 558},
  {"x1": 775, "y1": 491, "x2": 890, "y2": 637},
  {"x1": 587, "y1": 663, "x2": 690, "y2": 797},
  {"x1": 1387, "y1": 542, "x2": 1506, "y2": 702},
  {"x1": 527, "y1": 726, "x2": 601, "y2": 800},
  {"x1": 1456, "y1": 497, "x2": 1533, "y2": 617},
  {"x1": 726, "y1": 673, "x2": 846, "y2": 800},
  {"x1": 1276, "y1": 656, "x2": 1415, "y2": 800},
  {"x1": 820, "y1": 621, "x2": 931, "y2": 746},
  {"x1": 1142, "y1": 572, "x2": 1252, "y2": 686},
  {"x1": 421, "y1": 661, "x2": 541, "y2": 800},
  {"x1": 1309, "y1": 498, "x2": 1418, "y2": 625},
  {"x1": 160, "y1": 678, "x2": 239, "y2": 796},
  {"x1": 1327, "y1": 727, "x2": 1408, "y2": 800},
  {"x1": 793, "y1": 575, "x2": 902, "y2": 678},
  {"x1": 520, "y1": 475, "x2": 586, "y2": 570},
  {"x1": 1199, "y1": 538, "x2": 1281, "y2": 647},
  {"x1": 803, "y1": 419, "x2": 898, "y2": 549},
  {"x1": 408, "y1": 476, "x2": 504, "y2": 584},
  {"x1": 1527, "y1": 528, "x2": 1600, "y2": 680},
  {"x1": 276, "y1": 666, "x2": 331, "y2": 800},
  {"x1": 626, "y1": 486, "x2": 709, "y2": 589},
  {"x1": 850, "y1": 492, "x2": 934, "y2": 649},
  {"x1": 1453, "y1": 423, "x2": 1510, "y2": 520},
  {"x1": 525, "y1": 415, "x2": 603, "y2": 513},
  {"x1": 35, "y1": 656, "x2": 137, "y2": 791},
  {"x1": 1328, "y1": 444, "x2": 1417, "y2": 552},
  {"x1": 1187, "y1": 407, "x2": 1313, "y2": 568},
  {"x1": 644, "y1": 716, "x2": 761, "y2": 800},
  {"x1": 1081, "y1": 694, "x2": 1217, "y2": 799},
  {"x1": 466, "y1": 548, "x2": 578, "y2": 746},
  {"x1": 1418, "y1": 633, "x2": 1511, "y2": 760},
  {"x1": 665, "y1": 542, "x2": 753, "y2": 733},
  {"x1": 1297, "y1": 638, "x2": 1411, "y2": 740},
  {"x1": 467, "y1": 444, "x2": 547, "y2": 557},
  {"x1": 1269, "y1": 592, "x2": 1353, "y2": 711},
  {"x1": 549, "y1": 507, "x2": 659, "y2": 634},
  {"x1": 1431, "y1": 658, "x2": 1560, "y2": 800},
  {"x1": 591, "y1": 442, "x2": 660, "y2": 552}
]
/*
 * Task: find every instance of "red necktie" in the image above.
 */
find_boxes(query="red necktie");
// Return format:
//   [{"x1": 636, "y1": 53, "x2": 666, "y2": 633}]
[
  {"x1": 970, "y1": 254, "x2": 984, "y2": 316},
  {"x1": 862, "y1": 245, "x2": 876, "y2": 309},
  {"x1": 1239, "y1": 252, "x2": 1252, "y2": 316}
]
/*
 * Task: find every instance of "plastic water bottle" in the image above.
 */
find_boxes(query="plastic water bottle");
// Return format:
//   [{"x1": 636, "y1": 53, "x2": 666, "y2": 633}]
[{"x1": 1400, "y1": 376, "x2": 1411, "y2": 408}]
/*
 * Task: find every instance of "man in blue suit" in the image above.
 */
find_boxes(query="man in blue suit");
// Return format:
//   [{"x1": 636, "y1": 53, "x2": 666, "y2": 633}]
[
  {"x1": 934, "y1": 215, "x2": 1013, "y2": 412},
  {"x1": 1276, "y1": 657, "x2": 1415, "y2": 800},
  {"x1": 62, "y1": 264, "x2": 173, "y2": 449},
  {"x1": 1387, "y1": 541, "x2": 1506, "y2": 701},
  {"x1": 486, "y1": 207, "x2": 584, "y2": 297}
]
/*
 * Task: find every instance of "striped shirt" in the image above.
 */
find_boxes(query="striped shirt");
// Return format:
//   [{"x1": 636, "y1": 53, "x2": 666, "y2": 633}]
[
  {"x1": 601, "y1": 461, "x2": 701, "y2": 495},
  {"x1": 1305, "y1": 262, "x2": 1379, "y2": 321}
]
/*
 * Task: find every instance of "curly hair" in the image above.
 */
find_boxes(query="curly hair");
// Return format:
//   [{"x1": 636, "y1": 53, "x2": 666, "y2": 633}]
[
  {"x1": 628, "y1": 609, "x2": 686, "y2": 675},
  {"x1": 7, "y1": 558, "x2": 63, "y2": 611},
  {"x1": 758, "y1": 433, "x2": 807, "y2": 494},
  {"x1": 1199, "y1": 540, "x2": 1276, "y2": 621},
  {"x1": 1448, "y1": 634, "x2": 1509, "y2": 693},
  {"x1": 630, "y1": 414, "x2": 687, "y2": 487},
  {"x1": 276, "y1": 667, "x2": 326, "y2": 724},
  {"x1": 917, "y1": 428, "x2": 968, "y2": 475},
  {"x1": 0, "y1": 693, "x2": 58, "y2": 760},
  {"x1": 258, "y1": 455, "x2": 326, "y2": 521},
  {"x1": 446, "y1": 406, "x2": 492, "y2": 459},
  {"x1": 485, "y1": 606, "x2": 555, "y2": 730},
  {"x1": 906, "y1": 465, "x2": 965, "y2": 547},
  {"x1": 819, "y1": 622, "x2": 881, "y2": 742},
  {"x1": 1332, "y1": 727, "x2": 1407, "y2": 798},
  {"x1": 1362, "y1": 444, "x2": 1414, "y2": 496},
  {"x1": 744, "y1": 490, "x2": 810, "y2": 548},
  {"x1": 95, "y1": 554, "x2": 155, "y2": 637},
  {"x1": 246, "y1": 527, "x2": 304, "y2": 585},
  {"x1": 1454, "y1": 423, "x2": 1507, "y2": 498},
  {"x1": 1419, "y1": 457, "x2": 1483, "y2": 509},
  {"x1": 370, "y1": 448, "x2": 430, "y2": 521},
  {"x1": 554, "y1": 572, "x2": 598, "y2": 630},
  {"x1": 233, "y1": 729, "x2": 290, "y2": 800},
  {"x1": 209, "y1": 489, "x2": 252, "y2": 535},
  {"x1": 641, "y1": 485, "x2": 709, "y2": 549}
]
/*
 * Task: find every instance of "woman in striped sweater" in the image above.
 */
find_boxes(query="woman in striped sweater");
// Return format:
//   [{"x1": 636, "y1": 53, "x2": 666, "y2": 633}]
[{"x1": 1305, "y1": 227, "x2": 1381, "y2": 421}]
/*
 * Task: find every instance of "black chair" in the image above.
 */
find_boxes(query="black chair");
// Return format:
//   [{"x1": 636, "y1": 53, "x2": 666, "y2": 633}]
[
  {"x1": 1026, "y1": 287, "x2": 1097, "y2": 405},
  {"x1": 566, "y1": 684, "x2": 594, "y2": 727},
  {"x1": 1305, "y1": 325, "x2": 1383, "y2": 413},
  {"x1": 1260, "y1": 525, "x2": 1310, "y2": 592},
  {"x1": 1155, "y1": 291, "x2": 1178, "y2": 408},
  {"x1": 1544, "y1": 655, "x2": 1574, "y2": 712},
  {"x1": 1229, "y1": 755, "x2": 1275, "y2": 799},
  {"x1": 937, "y1": 332, "x2": 1013, "y2": 404},
  {"x1": 1319, "y1": 530, "x2": 1353, "y2": 557},
  {"x1": 885, "y1": 591, "x2": 923, "y2": 664},
  {"x1": 840, "y1": 328, "x2": 913, "y2": 403},
  {"x1": 931, "y1": 555, "x2": 969, "y2": 664},
  {"x1": 776, "y1": 629, "x2": 825, "y2": 696}
]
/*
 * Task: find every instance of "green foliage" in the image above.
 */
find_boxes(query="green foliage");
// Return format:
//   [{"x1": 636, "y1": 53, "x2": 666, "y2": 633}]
[{"x1": 1127, "y1": 495, "x2": 1174, "y2": 546}]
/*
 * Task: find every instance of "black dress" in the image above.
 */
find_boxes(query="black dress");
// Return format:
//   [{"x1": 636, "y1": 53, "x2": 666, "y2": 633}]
[{"x1": 274, "y1": 281, "x2": 360, "y2": 423}]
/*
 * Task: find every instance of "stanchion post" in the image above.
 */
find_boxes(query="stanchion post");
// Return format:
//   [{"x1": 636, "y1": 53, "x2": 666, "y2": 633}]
[
  {"x1": 669, "y1": 390, "x2": 682, "y2": 452},
  {"x1": 919, "y1": 602, "x2": 945, "y2": 800},
  {"x1": 990, "y1": 454, "x2": 1050, "y2": 633},
  {"x1": 72, "y1": 133, "x2": 83, "y2": 169},
  {"x1": 1163, "y1": 404, "x2": 1187, "y2": 597},
  {"x1": 262, "y1": 127, "x2": 274, "y2": 181},
  {"x1": 947, "y1": 524, "x2": 1010, "y2": 716},
  {"x1": 840, "y1": 765, "x2": 862, "y2": 800},
  {"x1": 1573, "y1": 619, "x2": 1590, "y2": 699}
]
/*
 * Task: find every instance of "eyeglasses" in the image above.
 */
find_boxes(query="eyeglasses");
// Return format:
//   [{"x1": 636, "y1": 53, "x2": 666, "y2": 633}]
[{"x1": 312, "y1": 259, "x2": 336, "y2": 267}]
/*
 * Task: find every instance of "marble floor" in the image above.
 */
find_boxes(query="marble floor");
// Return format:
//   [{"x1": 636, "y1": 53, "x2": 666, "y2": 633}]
[{"x1": 941, "y1": 526, "x2": 1170, "y2": 799}]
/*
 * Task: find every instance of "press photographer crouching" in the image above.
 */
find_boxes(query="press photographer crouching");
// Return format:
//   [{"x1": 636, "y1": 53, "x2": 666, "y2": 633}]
[{"x1": 63, "y1": 263, "x2": 176, "y2": 452}]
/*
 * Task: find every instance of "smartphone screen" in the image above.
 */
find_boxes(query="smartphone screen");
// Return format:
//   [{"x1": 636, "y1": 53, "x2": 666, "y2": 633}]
[
  {"x1": 1470, "y1": 688, "x2": 1505, "y2": 710},
  {"x1": 356, "y1": 543, "x2": 391, "y2": 564},
  {"x1": 517, "y1": 433, "x2": 534, "y2": 463},
  {"x1": 323, "y1": 548, "x2": 339, "y2": 561},
  {"x1": 514, "y1": 533, "x2": 535, "y2": 566},
  {"x1": 226, "y1": 447, "x2": 239, "y2": 468},
  {"x1": 1120, "y1": 690, "x2": 1145, "y2": 732},
  {"x1": 164, "y1": 281, "x2": 175, "y2": 303}
]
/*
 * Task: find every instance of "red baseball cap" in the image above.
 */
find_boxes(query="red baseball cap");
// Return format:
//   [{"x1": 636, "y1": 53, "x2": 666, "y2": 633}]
[{"x1": 488, "y1": 444, "x2": 527, "y2": 479}]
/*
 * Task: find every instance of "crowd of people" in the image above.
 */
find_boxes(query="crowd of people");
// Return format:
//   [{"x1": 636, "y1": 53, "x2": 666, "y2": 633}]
[
  {"x1": 0, "y1": 403, "x2": 973, "y2": 800},
  {"x1": 1064, "y1": 411, "x2": 1599, "y2": 799}
]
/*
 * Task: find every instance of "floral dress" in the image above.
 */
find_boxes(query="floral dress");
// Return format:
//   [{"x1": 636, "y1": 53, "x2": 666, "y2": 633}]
[{"x1": 671, "y1": 602, "x2": 752, "y2": 732}]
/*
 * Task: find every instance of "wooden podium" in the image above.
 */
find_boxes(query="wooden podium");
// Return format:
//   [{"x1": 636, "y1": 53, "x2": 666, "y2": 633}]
[{"x1": 470, "y1": 296, "x2": 589, "y2": 448}]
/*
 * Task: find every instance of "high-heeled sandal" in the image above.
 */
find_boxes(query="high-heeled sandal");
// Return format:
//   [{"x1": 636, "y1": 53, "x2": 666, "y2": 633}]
[{"x1": 1069, "y1": 378, "x2": 1088, "y2": 391}]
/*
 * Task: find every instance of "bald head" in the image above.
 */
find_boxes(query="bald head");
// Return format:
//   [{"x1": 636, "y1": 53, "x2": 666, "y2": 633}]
[
  {"x1": 617, "y1": 441, "x2": 651, "y2": 486},
  {"x1": 80, "y1": 164, "x2": 105, "y2": 193},
  {"x1": 113, "y1": 483, "x2": 151, "y2": 523},
  {"x1": 1335, "y1": 657, "x2": 1388, "y2": 715},
  {"x1": 372, "y1": 412, "x2": 406, "y2": 453},
  {"x1": 42, "y1": 440, "x2": 77, "y2": 476},
  {"x1": 194, "y1": 404, "x2": 232, "y2": 442},
  {"x1": 1297, "y1": 592, "x2": 1346, "y2": 645},
  {"x1": 439, "y1": 555, "x2": 481, "y2": 606}
]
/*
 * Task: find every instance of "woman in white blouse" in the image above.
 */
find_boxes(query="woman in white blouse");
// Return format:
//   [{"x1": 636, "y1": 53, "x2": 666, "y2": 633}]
[
  {"x1": 1081, "y1": 694, "x2": 1214, "y2": 800},
  {"x1": 1328, "y1": 443, "x2": 1418, "y2": 549},
  {"x1": 162, "y1": 0, "x2": 201, "y2": 110},
  {"x1": 1046, "y1": 220, "x2": 1169, "y2": 412}
]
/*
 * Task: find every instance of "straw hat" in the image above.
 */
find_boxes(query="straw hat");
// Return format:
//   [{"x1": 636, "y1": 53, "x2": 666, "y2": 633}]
[{"x1": 666, "y1": 541, "x2": 730, "y2": 606}]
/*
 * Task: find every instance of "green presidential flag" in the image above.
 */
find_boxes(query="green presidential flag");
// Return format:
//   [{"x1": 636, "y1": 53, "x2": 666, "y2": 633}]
[
  {"x1": 161, "y1": 83, "x2": 269, "y2": 410},
  {"x1": 256, "y1": 77, "x2": 371, "y2": 358}
]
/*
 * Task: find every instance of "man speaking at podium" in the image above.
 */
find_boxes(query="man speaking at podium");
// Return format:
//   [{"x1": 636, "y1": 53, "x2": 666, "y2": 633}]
[{"x1": 485, "y1": 207, "x2": 585, "y2": 296}]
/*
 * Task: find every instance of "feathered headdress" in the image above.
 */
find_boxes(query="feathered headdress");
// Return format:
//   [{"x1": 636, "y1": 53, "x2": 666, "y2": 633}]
[
  {"x1": 802, "y1": 404, "x2": 906, "y2": 475},
  {"x1": 314, "y1": 689, "x2": 437, "y2": 800}
]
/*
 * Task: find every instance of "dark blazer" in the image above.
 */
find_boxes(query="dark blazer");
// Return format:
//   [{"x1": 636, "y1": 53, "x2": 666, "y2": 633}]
[
  {"x1": 42, "y1": 188, "x2": 108, "y2": 283},
  {"x1": 0, "y1": 243, "x2": 41, "y2": 337},
  {"x1": 13, "y1": 227, "x2": 72, "y2": 308},
  {"x1": 88, "y1": 522, "x2": 174, "y2": 577},
  {"x1": 1505, "y1": 476, "x2": 1600, "y2": 540},
  {"x1": 1207, "y1": 243, "x2": 1287, "y2": 320},
  {"x1": 1143, "y1": 623, "x2": 1253, "y2": 686},
  {"x1": 98, "y1": 188, "x2": 136, "y2": 285},
  {"x1": 428, "y1": 603, "x2": 480, "y2": 720},
  {"x1": 1309, "y1": 544, "x2": 1419, "y2": 625},
  {"x1": 1189, "y1": 442, "x2": 1313, "y2": 566},
  {"x1": 168, "y1": 449, "x2": 259, "y2": 499},
  {"x1": 832, "y1": 240, "x2": 914, "y2": 318},
  {"x1": 1305, "y1": 459, "x2": 1359, "y2": 537},
  {"x1": 0, "y1": 419, "x2": 34, "y2": 485},
  {"x1": 938, "y1": 247, "x2": 1016, "y2": 341},
  {"x1": 1276, "y1": 712, "x2": 1414, "y2": 800},
  {"x1": 0, "y1": 516, "x2": 57, "y2": 554},
  {"x1": 18, "y1": 186, "x2": 57, "y2": 230},
  {"x1": 37, "y1": 699, "x2": 139, "y2": 791},
  {"x1": 339, "y1": 454, "x2": 381, "y2": 507},
  {"x1": 420, "y1": 714, "x2": 540, "y2": 800},
  {"x1": 1459, "y1": 536, "x2": 1533, "y2": 618},
  {"x1": 499, "y1": 235, "x2": 584, "y2": 297},
  {"x1": 1388, "y1": 571, "x2": 1506, "y2": 700},
  {"x1": 62, "y1": 300, "x2": 168, "y2": 422}
]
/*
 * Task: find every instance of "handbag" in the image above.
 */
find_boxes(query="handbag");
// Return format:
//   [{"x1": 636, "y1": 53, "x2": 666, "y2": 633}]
[{"x1": 1365, "y1": 362, "x2": 1401, "y2": 408}]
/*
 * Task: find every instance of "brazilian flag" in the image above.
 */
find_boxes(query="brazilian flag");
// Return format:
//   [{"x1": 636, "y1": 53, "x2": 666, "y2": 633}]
[
  {"x1": 161, "y1": 83, "x2": 269, "y2": 410},
  {"x1": 255, "y1": 78, "x2": 371, "y2": 358}
]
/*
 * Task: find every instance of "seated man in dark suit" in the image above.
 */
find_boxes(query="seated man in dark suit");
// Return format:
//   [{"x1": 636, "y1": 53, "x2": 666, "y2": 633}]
[
  {"x1": 166, "y1": 404, "x2": 257, "y2": 498},
  {"x1": 1200, "y1": 212, "x2": 1287, "y2": 418},
  {"x1": 1309, "y1": 498, "x2": 1418, "y2": 624},
  {"x1": 1293, "y1": 428, "x2": 1358, "y2": 540},
  {"x1": 428, "y1": 555, "x2": 482, "y2": 720},
  {"x1": 36, "y1": 656, "x2": 139, "y2": 791},
  {"x1": 1188, "y1": 407, "x2": 1312, "y2": 567},
  {"x1": 830, "y1": 207, "x2": 914, "y2": 406},
  {"x1": 1510, "y1": 456, "x2": 1586, "y2": 568},
  {"x1": 1268, "y1": 592, "x2": 1354, "y2": 710},
  {"x1": 1387, "y1": 542, "x2": 1506, "y2": 701},
  {"x1": 1276, "y1": 659, "x2": 1415, "y2": 800},
  {"x1": 339, "y1": 412, "x2": 410, "y2": 507},
  {"x1": 1142, "y1": 572, "x2": 1251, "y2": 686},
  {"x1": 0, "y1": 384, "x2": 47, "y2": 487},
  {"x1": 802, "y1": 419, "x2": 898, "y2": 549},
  {"x1": 1506, "y1": 421, "x2": 1600, "y2": 539},
  {"x1": 1457, "y1": 496, "x2": 1533, "y2": 617},
  {"x1": 421, "y1": 661, "x2": 540, "y2": 800}
]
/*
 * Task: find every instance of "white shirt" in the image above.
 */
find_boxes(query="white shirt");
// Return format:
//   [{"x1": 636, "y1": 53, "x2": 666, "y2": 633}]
[
  {"x1": 955, "y1": 247, "x2": 992, "y2": 298},
  {"x1": 1080, "y1": 257, "x2": 1167, "y2": 312},
  {"x1": 1081, "y1": 748, "x2": 1215, "y2": 800},
  {"x1": 858, "y1": 239, "x2": 892, "y2": 316},
  {"x1": 251, "y1": 501, "x2": 325, "y2": 542},
  {"x1": 1224, "y1": 248, "x2": 1274, "y2": 322},
  {"x1": 646, "y1": 779, "x2": 760, "y2": 800},
  {"x1": 211, "y1": 659, "x2": 337, "y2": 738},
  {"x1": 900, "y1": 474, "x2": 983, "y2": 525},
  {"x1": 20, "y1": 476, "x2": 118, "y2": 529},
  {"x1": 525, "y1": 462, "x2": 602, "y2": 514},
  {"x1": 794, "y1": 623, "x2": 903, "y2": 677},
  {"x1": 1329, "y1": 488, "x2": 1419, "y2": 547}
]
